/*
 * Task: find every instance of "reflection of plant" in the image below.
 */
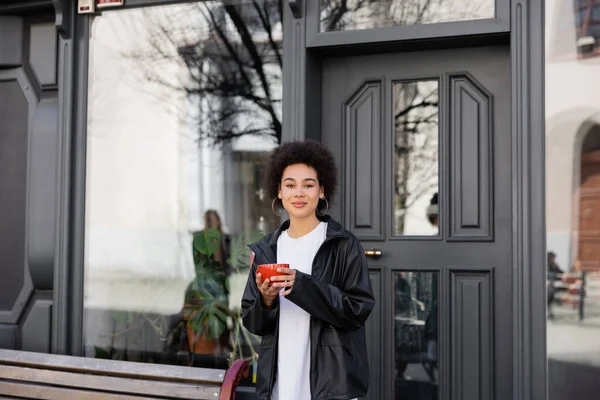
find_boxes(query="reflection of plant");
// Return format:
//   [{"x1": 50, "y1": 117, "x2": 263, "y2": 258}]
[
  {"x1": 227, "y1": 228, "x2": 265, "y2": 272},
  {"x1": 94, "y1": 310, "x2": 170, "y2": 362},
  {"x1": 184, "y1": 228, "x2": 230, "y2": 342},
  {"x1": 183, "y1": 227, "x2": 264, "y2": 365}
]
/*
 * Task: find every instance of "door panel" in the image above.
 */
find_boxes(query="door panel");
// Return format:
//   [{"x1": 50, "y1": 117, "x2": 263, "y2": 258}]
[
  {"x1": 322, "y1": 46, "x2": 511, "y2": 400},
  {"x1": 0, "y1": 15, "x2": 59, "y2": 353}
]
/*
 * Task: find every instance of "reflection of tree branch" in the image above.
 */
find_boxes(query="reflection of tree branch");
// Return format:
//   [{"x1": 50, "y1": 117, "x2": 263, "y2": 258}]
[
  {"x1": 124, "y1": 2, "x2": 284, "y2": 146},
  {"x1": 224, "y1": 5, "x2": 282, "y2": 142},
  {"x1": 395, "y1": 100, "x2": 438, "y2": 120},
  {"x1": 322, "y1": 0, "x2": 490, "y2": 29},
  {"x1": 396, "y1": 115, "x2": 438, "y2": 128},
  {"x1": 326, "y1": 0, "x2": 349, "y2": 31},
  {"x1": 202, "y1": 6, "x2": 255, "y2": 93},
  {"x1": 252, "y1": 0, "x2": 283, "y2": 68}
]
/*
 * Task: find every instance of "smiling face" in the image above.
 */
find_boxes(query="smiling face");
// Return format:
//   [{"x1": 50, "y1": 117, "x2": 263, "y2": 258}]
[{"x1": 278, "y1": 163, "x2": 324, "y2": 220}]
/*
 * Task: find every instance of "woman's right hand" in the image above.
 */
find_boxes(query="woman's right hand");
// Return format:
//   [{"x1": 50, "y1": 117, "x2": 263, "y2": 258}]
[{"x1": 256, "y1": 272, "x2": 280, "y2": 309}]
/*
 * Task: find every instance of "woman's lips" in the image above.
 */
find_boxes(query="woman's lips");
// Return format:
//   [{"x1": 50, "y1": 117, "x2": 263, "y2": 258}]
[{"x1": 291, "y1": 202, "x2": 306, "y2": 208}]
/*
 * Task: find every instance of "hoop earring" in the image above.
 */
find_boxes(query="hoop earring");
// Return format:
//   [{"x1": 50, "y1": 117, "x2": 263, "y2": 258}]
[
  {"x1": 317, "y1": 197, "x2": 329, "y2": 216},
  {"x1": 272, "y1": 198, "x2": 283, "y2": 217}
]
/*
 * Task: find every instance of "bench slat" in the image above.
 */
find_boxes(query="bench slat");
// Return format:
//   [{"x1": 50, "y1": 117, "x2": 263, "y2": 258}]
[
  {"x1": 0, "y1": 349, "x2": 224, "y2": 384},
  {"x1": 0, "y1": 365, "x2": 220, "y2": 400},
  {"x1": 0, "y1": 381, "x2": 155, "y2": 400}
]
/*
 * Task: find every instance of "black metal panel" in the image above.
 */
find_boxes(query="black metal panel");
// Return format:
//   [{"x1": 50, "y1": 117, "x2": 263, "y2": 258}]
[
  {"x1": 0, "y1": 17, "x2": 23, "y2": 67},
  {"x1": 29, "y1": 22, "x2": 57, "y2": 88},
  {"x1": 511, "y1": 1, "x2": 547, "y2": 399},
  {"x1": 0, "y1": 325, "x2": 17, "y2": 350},
  {"x1": 0, "y1": 71, "x2": 35, "y2": 323},
  {"x1": 343, "y1": 80, "x2": 383, "y2": 240},
  {"x1": 0, "y1": 0, "x2": 53, "y2": 14},
  {"x1": 51, "y1": 1, "x2": 75, "y2": 355},
  {"x1": 62, "y1": 11, "x2": 89, "y2": 356},
  {"x1": 449, "y1": 73, "x2": 493, "y2": 241},
  {"x1": 451, "y1": 270, "x2": 493, "y2": 400},
  {"x1": 21, "y1": 294, "x2": 53, "y2": 353},
  {"x1": 52, "y1": 0, "x2": 71, "y2": 38},
  {"x1": 364, "y1": 269, "x2": 382, "y2": 400},
  {"x1": 28, "y1": 98, "x2": 59, "y2": 290}
]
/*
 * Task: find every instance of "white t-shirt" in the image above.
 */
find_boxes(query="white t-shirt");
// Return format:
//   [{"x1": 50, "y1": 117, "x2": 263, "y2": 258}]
[{"x1": 271, "y1": 221, "x2": 327, "y2": 400}]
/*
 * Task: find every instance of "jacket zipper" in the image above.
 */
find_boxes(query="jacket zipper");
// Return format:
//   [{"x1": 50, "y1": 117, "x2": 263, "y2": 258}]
[{"x1": 306, "y1": 235, "x2": 342, "y2": 400}]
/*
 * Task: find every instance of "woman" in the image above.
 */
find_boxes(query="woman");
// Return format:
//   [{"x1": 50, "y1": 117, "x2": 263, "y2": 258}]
[
  {"x1": 241, "y1": 140, "x2": 375, "y2": 400},
  {"x1": 202, "y1": 209, "x2": 232, "y2": 291}
]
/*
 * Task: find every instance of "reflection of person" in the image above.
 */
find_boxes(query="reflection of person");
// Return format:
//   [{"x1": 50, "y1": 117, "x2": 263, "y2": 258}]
[
  {"x1": 202, "y1": 210, "x2": 232, "y2": 296},
  {"x1": 395, "y1": 273, "x2": 411, "y2": 317},
  {"x1": 547, "y1": 251, "x2": 563, "y2": 319},
  {"x1": 547, "y1": 251, "x2": 563, "y2": 279},
  {"x1": 426, "y1": 192, "x2": 439, "y2": 230},
  {"x1": 241, "y1": 141, "x2": 375, "y2": 400}
]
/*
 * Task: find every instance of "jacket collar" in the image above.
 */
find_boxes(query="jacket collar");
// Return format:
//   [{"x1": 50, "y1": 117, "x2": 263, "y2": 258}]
[
  {"x1": 267, "y1": 214, "x2": 346, "y2": 246},
  {"x1": 249, "y1": 214, "x2": 347, "y2": 260}
]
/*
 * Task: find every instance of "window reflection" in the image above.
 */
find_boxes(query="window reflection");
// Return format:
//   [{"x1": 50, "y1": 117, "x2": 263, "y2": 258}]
[
  {"x1": 84, "y1": 0, "x2": 282, "y2": 381},
  {"x1": 394, "y1": 271, "x2": 438, "y2": 399},
  {"x1": 547, "y1": 0, "x2": 600, "y2": 396},
  {"x1": 574, "y1": 0, "x2": 600, "y2": 57},
  {"x1": 319, "y1": 0, "x2": 494, "y2": 32},
  {"x1": 393, "y1": 81, "x2": 439, "y2": 236}
]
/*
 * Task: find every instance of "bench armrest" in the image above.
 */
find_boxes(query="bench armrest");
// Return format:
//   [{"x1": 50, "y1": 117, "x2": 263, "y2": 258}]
[{"x1": 219, "y1": 359, "x2": 250, "y2": 400}]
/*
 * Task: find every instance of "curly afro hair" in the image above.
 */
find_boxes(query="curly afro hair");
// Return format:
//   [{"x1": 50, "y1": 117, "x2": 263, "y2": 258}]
[{"x1": 267, "y1": 140, "x2": 338, "y2": 214}]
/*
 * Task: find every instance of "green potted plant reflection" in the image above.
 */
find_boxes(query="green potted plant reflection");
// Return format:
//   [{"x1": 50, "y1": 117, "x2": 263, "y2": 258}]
[
  {"x1": 183, "y1": 225, "x2": 264, "y2": 366},
  {"x1": 183, "y1": 227, "x2": 229, "y2": 354}
]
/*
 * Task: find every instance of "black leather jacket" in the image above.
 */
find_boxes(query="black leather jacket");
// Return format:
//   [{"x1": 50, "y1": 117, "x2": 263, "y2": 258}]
[{"x1": 241, "y1": 215, "x2": 375, "y2": 400}]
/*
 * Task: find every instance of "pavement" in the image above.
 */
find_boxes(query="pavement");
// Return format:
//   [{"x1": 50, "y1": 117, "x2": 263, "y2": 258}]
[{"x1": 547, "y1": 308, "x2": 600, "y2": 399}]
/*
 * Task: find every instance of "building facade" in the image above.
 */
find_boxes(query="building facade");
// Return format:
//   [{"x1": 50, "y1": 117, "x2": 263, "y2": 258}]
[{"x1": 0, "y1": 1, "x2": 547, "y2": 399}]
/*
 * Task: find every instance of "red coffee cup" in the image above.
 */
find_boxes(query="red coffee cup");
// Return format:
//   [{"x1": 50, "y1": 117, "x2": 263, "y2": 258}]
[{"x1": 257, "y1": 263, "x2": 289, "y2": 282}]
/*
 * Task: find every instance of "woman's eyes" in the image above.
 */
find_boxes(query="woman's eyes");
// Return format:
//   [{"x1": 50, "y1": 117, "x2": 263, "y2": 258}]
[{"x1": 285, "y1": 184, "x2": 314, "y2": 188}]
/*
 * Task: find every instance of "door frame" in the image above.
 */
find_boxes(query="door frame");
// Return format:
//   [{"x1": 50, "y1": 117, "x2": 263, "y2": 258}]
[
  {"x1": 0, "y1": 0, "x2": 545, "y2": 398},
  {"x1": 280, "y1": 2, "x2": 546, "y2": 400}
]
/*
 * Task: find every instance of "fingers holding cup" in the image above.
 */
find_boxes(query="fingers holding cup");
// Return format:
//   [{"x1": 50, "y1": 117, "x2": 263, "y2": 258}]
[{"x1": 270, "y1": 268, "x2": 296, "y2": 295}]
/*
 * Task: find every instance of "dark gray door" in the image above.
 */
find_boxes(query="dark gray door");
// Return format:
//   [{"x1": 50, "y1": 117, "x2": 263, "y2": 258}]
[{"x1": 322, "y1": 46, "x2": 511, "y2": 400}]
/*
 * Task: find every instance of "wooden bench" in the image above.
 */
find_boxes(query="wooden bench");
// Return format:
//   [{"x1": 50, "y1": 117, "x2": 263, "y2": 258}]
[
  {"x1": 0, "y1": 349, "x2": 249, "y2": 399},
  {"x1": 549, "y1": 271, "x2": 600, "y2": 320}
]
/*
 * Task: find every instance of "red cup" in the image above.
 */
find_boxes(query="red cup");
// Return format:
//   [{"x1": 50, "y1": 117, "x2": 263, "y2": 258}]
[{"x1": 257, "y1": 263, "x2": 289, "y2": 282}]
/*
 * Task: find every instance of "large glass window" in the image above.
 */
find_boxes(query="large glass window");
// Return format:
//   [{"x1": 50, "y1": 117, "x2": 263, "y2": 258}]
[
  {"x1": 84, "y1": 0, "x2": 282, "y2": 382},
  {"x1": 319, "y1": 0, "x2": 494, "y2": 32},
  {"x1": 546, "y1": 0, "x2": 600, "y2": 397}
]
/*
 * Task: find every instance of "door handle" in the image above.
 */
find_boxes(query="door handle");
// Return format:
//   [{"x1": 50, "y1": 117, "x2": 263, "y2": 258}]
[{"x1": 364, "y1": 249, "x2": 382, "y2": 260}]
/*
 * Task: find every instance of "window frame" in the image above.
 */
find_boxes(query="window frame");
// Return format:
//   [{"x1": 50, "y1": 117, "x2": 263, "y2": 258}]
[{"x1": 305, "y1": 0, "x2": 510, "y2": 49}]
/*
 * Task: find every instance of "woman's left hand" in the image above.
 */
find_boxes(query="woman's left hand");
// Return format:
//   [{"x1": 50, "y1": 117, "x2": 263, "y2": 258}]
[{"x1": 270, "y1": 268, "x2": 296, "y2": 296}]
